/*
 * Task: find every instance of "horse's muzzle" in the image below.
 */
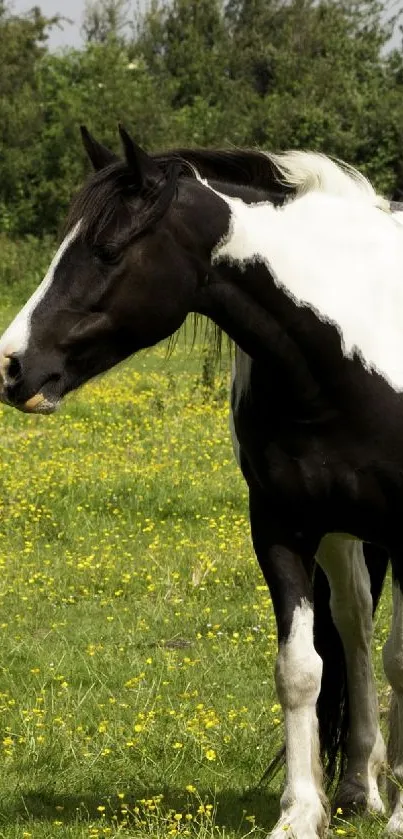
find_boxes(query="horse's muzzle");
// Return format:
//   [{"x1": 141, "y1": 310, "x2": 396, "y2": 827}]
[
  {"x1": 0, "y1": 353, "x2": 58, "y2": 414},
  {"x1": 0, "y1": 387, "x2": 58, "y2": 414}
]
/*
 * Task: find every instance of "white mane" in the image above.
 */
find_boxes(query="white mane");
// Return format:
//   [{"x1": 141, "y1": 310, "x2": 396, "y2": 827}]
[{"x1": 266, "y1": 150, "x2": 390, "y2": 212}]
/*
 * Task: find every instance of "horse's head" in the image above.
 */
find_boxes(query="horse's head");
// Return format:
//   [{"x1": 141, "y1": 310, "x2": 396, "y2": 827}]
[{"x1": 0, "y1": 127, "x2": 228, "y2": 413}]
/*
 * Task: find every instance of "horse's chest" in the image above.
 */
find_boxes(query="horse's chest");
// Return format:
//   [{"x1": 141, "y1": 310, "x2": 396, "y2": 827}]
[
  {"x1": 232, "y1": 386, "x2": 331, "y2": 502},
  {"x1": 232, "y1": 371, "x2": 403, "y2": 544}
]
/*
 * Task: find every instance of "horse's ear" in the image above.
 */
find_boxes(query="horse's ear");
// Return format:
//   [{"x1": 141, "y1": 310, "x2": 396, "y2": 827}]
[
  {"x1": 118, "y1": 124, "x2": 162, "y2": 190},
  {"x1": 80, "y1": 126, "x2": 119, "y2": 171}
]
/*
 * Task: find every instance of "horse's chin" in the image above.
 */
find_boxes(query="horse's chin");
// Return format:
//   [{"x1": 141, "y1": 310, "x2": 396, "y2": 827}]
[
  {"x1": 0, "y1": 391, "x2": 59, "y2": 415},
  {"x1": 21, "y1": 393, "x2": 60, "y2": 414}
]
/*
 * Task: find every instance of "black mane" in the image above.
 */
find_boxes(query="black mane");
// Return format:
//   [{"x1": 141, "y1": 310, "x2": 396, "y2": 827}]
[
  {"x1": 153, "y1": 146, "x2": 295, "y2": 195},
  {"x1": 65, "y1": 147, "x2": 295, "y2": 247}
]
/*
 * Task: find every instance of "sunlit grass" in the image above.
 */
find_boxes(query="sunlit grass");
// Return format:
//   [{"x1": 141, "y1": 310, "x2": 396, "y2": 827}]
[{"x1": 0, "y1": 300, "x2": 394, "y2": 839}]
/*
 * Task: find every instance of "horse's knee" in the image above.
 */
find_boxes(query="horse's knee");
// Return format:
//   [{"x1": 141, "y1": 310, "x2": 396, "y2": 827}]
[{"x1": 275, "y1": 600, "x2": 322, "y2": 709}]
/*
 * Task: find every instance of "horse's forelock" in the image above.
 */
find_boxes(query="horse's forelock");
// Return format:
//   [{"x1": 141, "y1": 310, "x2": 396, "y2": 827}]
[{"x1": 64, "y1": 159, "x2": 184, "y2": 248}]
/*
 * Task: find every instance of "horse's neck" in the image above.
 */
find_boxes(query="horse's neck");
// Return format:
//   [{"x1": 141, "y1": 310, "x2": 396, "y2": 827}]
[
  {"x1": 192, "y1": 186, "x2": 314, "y2": 400},
  {"x1": 198, "y1": 265, "x2": 323, "y2": 414},
  {"x1": 201, "y1": 189, "x2": 403, "y2": 397}
]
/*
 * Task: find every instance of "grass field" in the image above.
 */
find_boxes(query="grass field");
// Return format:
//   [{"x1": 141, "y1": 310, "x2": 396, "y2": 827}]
[{"x1": 0, "y1": 293, "x2": 395, "y2": 838}]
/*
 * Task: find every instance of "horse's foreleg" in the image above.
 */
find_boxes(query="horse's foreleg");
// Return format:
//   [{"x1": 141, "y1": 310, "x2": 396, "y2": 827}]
[
  {"x1": 317, "y1": 536, "x2": 386, "y2": 815},
  {"x1": 249, "y1": 487, "x2": 328, "y2": 839},
  {"x1": 383, "y1": 570, "x2": 403, "y2": 835}
]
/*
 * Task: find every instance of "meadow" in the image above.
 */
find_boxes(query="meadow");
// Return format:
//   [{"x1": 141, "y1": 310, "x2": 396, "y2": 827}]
[{"x1": 0, "y1": 239, "x2": 395, "y2": 838}]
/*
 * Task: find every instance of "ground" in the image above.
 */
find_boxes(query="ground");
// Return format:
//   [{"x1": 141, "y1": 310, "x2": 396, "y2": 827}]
[{"x1": 0, "y1": 300, "x2": 394, "y2": 839}]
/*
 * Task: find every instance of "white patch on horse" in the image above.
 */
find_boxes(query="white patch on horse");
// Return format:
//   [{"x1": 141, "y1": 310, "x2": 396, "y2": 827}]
[
  {"x1": 210, "y1": 158, "x2": 403, "y2": 392},
  {"x1": 317, "y1": 535, "x2": 386, "y2": 813},
  {"x1": 272, "y1": 599, "x2": 327, "y2": 839},
  {"x1": 392, "y1": 210, "x2": 403, "y2": 227},
  {"x1": 0, "y1": 221, "x2": 81, "y2": 360}
]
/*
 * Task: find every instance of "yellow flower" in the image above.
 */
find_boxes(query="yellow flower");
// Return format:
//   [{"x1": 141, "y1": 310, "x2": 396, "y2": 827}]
[{"x1": 205, "y1": 748, "x2": 216, "y2": 761}]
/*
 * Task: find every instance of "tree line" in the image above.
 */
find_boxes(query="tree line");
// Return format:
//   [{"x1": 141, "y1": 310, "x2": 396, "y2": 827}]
[{"x1": 1, "y1": 0, "x2": 403, "y2": 238}]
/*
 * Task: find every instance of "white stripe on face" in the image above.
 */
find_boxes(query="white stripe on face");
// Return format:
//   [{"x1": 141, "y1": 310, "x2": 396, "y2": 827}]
[{"x1": 0, "y1": 221, "x2": 82, "y2": 359}]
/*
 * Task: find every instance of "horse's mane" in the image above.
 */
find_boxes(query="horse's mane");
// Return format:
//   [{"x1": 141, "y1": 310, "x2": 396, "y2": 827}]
[
  {"x1": 153, "y1": 147, "x2": 293, "y2": 193},
  {"x1": 269, "y1": 150, "x2": 389, "y2": 210},
  {"x1": 64, "y1": 148, "x2": 288, "y2": 248},
  {"x1": 153, "y1": 147, "x2": 390, "y2": 211},
  {"x1": 66, "y1": 144, "x2": 389, "y2": 248}
]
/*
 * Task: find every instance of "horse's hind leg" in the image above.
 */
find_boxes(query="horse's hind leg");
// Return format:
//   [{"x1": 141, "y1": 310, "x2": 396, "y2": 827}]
[
  {"x1": 383, "y1": 566, "x2": 403, "y2": 835},
  {"x1": 249, "y1": 486, "x2": 328, "y2": 839},
  {"x1": 317, "y1": 536, "x2": 386, "y2": 815}
]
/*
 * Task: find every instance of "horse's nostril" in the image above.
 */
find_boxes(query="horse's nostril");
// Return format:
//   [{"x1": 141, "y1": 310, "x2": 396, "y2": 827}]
[{"x1": 5, "y1": 353, "x2": 22, "y2": 384}]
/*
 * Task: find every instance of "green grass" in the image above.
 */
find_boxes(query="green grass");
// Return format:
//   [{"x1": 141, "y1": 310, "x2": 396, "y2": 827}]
[{"x1": 0, "y1": 293, "x2": 395, "y2": 839}]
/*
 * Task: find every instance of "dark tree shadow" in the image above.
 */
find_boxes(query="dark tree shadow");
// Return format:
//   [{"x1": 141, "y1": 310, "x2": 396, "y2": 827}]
[{"x1": 0, "y1": 784, "x2": 280, "y2": 834}]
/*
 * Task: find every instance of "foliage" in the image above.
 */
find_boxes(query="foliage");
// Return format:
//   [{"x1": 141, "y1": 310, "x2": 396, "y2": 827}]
[
  {"x1": 1, "y1": 0, "x2": 403, "y2": 233},
  {"x1": 0, "y1": 3, "x2": 58, "y2": 235},
  {"x1": 0, "y1": 234, "x2": 55, "y2": 304},
  {"x1": 82, "y1": 0, "x2": 131, "y2": 43}
]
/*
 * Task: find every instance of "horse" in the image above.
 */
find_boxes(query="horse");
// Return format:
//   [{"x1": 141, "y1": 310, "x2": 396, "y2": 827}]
[
  {"x1": 153, "y1": 142, "x2": 401, "y2": 818},
  {"x1": 1, "y1": 126, "x2": 403, "y2": 838},
  {"x1": 153, "y1": 143, "x2": 398, "y2": 819}
]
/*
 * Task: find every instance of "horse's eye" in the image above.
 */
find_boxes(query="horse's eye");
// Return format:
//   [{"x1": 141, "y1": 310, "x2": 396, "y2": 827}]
[{"x1": 93, "y1": 245, "x2": 121, "y2": 266}]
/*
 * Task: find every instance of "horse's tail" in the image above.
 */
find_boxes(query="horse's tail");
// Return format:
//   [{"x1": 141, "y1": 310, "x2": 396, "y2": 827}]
[{"x1": 314, "y1": 544, "x2": 389, "y2": 786}]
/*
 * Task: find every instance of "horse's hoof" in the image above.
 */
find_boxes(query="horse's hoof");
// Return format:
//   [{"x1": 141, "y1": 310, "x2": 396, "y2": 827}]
[
  {"x1": 333, "y1": 776, "x2": 385, "y2": 816},
  {"x1": 384, "y1": 812, "x2": 403, "y2": 836},
  {"x1": 268, "y1": 799, "x2": 328, "y2": 839}
]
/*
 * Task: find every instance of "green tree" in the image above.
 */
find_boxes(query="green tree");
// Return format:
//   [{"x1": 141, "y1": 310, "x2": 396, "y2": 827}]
[
  {"x1": 222, "y1": 0, "x2": 401, "y2": 191},
  {"x1": 2, "y1": 0, "x2": 403, "y2": 236},
  {"x1": 136, "y1": 0, "x2": 229, "y2": 107},
  {"x1": 82, "y1": 0, "x2": 130, "y2": 43},
  {"x1": 0, "y1": 2, "x2": 60, "y2": 232}
]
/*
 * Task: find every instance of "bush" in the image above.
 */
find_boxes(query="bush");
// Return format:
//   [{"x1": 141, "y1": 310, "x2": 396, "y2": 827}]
[{"x1": 0, "y1": 234, "x2": 55, "y2": 306}]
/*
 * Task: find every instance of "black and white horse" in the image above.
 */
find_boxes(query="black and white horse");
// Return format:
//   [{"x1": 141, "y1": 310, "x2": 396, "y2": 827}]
[{"x1": 1, "y1": 127, "x2": 403, "y2": 838}]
